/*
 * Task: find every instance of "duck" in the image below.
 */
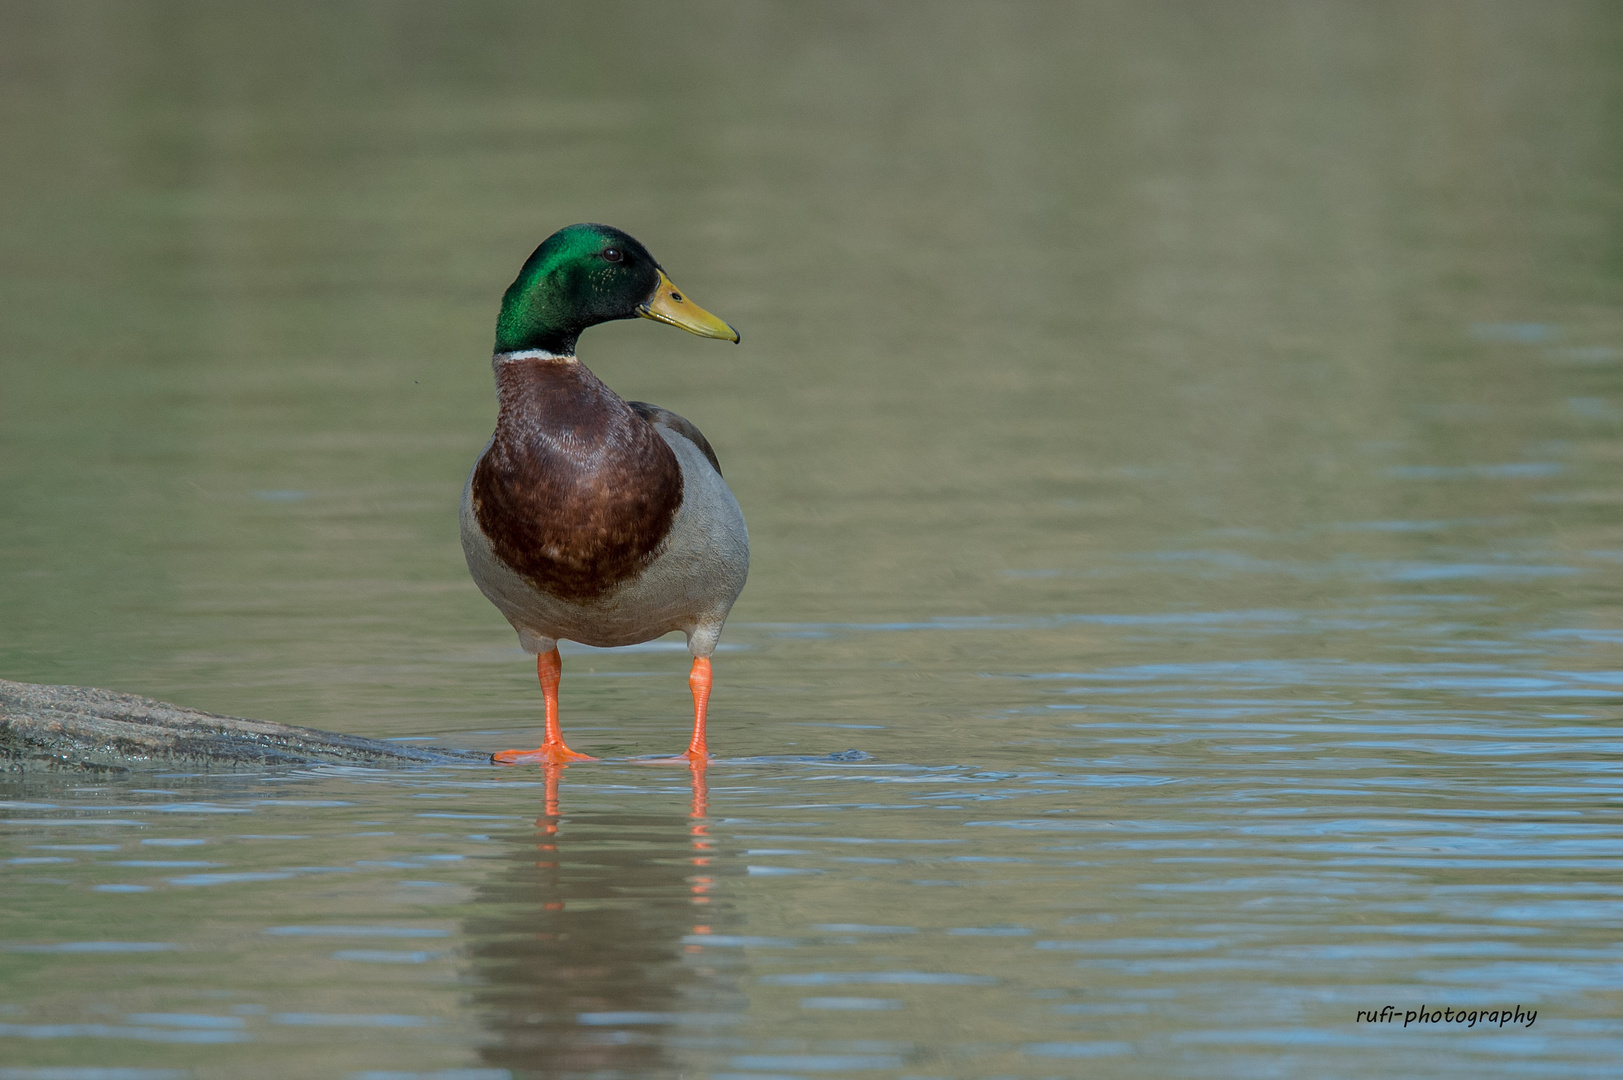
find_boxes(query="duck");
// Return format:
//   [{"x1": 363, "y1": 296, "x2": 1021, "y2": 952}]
[{"x1": 461, "y1": 223, "x2": 747, "y2": 766}]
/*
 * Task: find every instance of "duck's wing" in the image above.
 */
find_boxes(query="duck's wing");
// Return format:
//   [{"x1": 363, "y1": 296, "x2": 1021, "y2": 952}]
[{"x1": 627, "y1": 401, "x2": 723, "y2": 477}]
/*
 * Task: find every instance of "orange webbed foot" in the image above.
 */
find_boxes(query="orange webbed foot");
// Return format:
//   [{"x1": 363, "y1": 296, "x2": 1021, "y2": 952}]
[
  {"x1": 491, "y1": 743, "x2": 597, "y2": 766},
  {"x1": 492, "y1": 647, "x2": 596, "y2": 766},
  {"x1": 635, "y1": 748, "x2": 710, "y2": 766}
]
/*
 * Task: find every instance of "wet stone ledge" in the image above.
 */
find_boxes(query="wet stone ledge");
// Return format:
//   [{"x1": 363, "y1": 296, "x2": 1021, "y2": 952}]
[{"x1": 0, "y1": 679, "x2": 485, "y2": 772}]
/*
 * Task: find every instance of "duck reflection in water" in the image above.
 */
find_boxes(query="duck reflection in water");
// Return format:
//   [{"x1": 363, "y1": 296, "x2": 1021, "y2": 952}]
[{"x1": 463, "y1": 761, "x2": 740, "y2": 1077}]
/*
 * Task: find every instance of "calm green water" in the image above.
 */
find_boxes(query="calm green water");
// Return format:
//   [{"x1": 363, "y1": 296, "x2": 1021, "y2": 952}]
[{"x1": 5, "y1": 2, "x2": 1623, "y2": 1077}]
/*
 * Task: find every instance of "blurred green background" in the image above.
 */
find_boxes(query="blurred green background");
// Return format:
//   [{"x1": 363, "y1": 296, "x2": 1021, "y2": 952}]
[{"x1": 2, "y1": 1, "x2": 1621, "y2": 738}]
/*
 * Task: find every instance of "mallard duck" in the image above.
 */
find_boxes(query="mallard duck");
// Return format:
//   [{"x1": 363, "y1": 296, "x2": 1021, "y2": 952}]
[{"x1": 461, "y1": 224, "x2": 747, "y2": 766}]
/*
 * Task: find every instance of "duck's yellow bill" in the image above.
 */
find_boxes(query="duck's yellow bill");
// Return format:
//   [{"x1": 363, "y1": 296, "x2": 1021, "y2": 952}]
[{"x1": 637, "y1": 270, "x2": 740, "y2": 343}]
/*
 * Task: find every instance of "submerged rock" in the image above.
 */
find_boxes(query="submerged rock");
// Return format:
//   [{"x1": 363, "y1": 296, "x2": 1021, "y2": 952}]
[{"x1": 0, "y1": 679, "x2": 484, "y2": 772}]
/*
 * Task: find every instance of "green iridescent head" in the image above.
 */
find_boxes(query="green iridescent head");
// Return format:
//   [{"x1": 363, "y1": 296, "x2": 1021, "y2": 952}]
[{"x1": 494, "y1": 223, "x2": 739, "y2": 355}]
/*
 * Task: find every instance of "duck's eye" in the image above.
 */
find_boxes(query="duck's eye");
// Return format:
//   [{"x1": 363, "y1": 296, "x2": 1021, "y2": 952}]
[{"x1": 602, "y1": 247, "x2": 623, "y2": 263}]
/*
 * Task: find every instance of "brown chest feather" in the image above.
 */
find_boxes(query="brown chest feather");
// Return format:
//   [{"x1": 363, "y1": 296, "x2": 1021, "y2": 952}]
[{"x1": 471, "y1": 359, "x2": 683, "y2": 602}]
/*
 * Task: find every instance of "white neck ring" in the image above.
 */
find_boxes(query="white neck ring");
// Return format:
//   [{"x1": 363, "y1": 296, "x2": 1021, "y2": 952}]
[{"x1": 494, "y1": 348, "x2": 575, "y2": 363}]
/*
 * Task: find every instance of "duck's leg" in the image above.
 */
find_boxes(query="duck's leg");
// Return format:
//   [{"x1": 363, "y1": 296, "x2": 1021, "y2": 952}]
[
  {"x1": 493, "y1": 648, "x2": 597, "y2": 765},
  {"x1": 683, "y1": 656, "x2": 713, "y2": 762}
]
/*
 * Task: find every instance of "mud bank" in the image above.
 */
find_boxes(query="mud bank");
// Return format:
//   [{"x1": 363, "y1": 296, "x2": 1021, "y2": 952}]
[{"x1": 0, "y1": 679, "x2": 485, "y2": 772}]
